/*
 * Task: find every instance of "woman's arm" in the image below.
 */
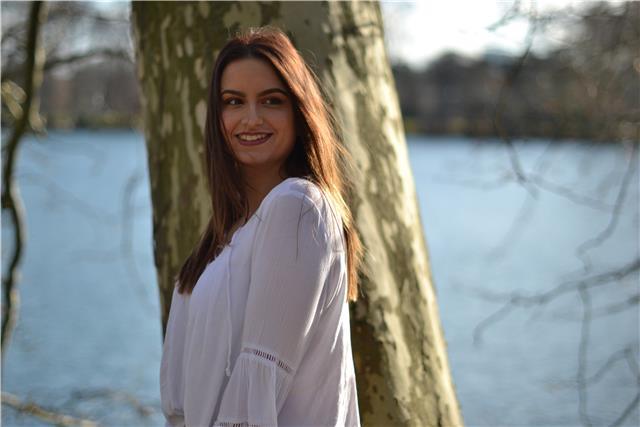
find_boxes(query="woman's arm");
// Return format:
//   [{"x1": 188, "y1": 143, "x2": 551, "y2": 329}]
[{"x1": 213, "y1": 189, "x2": 334, "y2": 427}]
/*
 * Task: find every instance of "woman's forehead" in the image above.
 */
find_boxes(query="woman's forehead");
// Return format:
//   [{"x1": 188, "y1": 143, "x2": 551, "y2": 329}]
[{"x1": 220, "y1": 58, "x2": 286, "y2": 92}]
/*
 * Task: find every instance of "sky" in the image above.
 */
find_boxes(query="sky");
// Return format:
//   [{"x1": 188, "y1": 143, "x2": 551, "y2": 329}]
[
  {"x1": 89, "y1": 0, "x2": 624, "y2": 70},
  {"x1": 379, "y1": 0, "x2": 625, "y2": 68}
]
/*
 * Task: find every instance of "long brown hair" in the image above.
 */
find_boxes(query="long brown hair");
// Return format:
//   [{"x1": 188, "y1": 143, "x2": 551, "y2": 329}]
[{"x1": 176, "y1": 26, "x2": 363, "y2": 302}]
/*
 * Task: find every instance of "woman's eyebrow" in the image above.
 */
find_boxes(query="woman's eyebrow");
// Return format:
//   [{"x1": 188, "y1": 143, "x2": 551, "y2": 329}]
[{"x1": 221, "y1": 88, "x2": 288, "y2": 97}]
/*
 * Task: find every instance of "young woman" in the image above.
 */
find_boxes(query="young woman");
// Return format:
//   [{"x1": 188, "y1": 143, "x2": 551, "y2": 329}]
[{"x1": 160, "y1": 27, "x2": 364, "y2": 427}]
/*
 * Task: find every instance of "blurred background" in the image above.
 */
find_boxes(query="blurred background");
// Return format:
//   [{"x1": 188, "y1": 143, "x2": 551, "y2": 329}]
[{"x1": 1, "y1": 1, "x2": 638, "y2": 426}]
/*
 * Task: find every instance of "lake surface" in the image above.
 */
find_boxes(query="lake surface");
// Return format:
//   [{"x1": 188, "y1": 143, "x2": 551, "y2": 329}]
[{"x1": 2, "y1": 130, "x2": 638, "y2": 426}]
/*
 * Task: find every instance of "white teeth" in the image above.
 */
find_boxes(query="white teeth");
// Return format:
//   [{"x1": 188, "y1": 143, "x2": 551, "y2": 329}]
[{"x1": 238, "y1": 133, "x2": 268, "y2": 141}]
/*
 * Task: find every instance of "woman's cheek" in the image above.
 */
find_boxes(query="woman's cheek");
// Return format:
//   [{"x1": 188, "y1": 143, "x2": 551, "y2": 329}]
[
  {"x1": 221, "y1": 111, "x2": 234, "y2": 130},
  {"x1": 223, "y1": 117, "x2": 240, "y2": 144},
  {"x1": 269, "y1": 109, "x2": 291, "y2": 125}
]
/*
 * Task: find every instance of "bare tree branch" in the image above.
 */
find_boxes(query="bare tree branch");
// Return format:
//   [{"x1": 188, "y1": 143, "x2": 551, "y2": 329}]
[
  {"x1": 528, "y1": 172, "x2": 615, "y2": 212},
  {"x1": 492, "y1": 8, "x2": 540, "y2": 198},
  {"x1": 1, "y1": 0, "x2": 47, "y2": 363},
  {"x1": 2, "y1": 47, "x2": 132, "y2": 84},
  {"x1": 16, "y1": 171, "x2": 119, "y2": 224},
  {"x1": 550, "y1": 294, "x2": 640, "y2": 320},
  {"x1": 472, "y1": 302, "x2": 514, "y2": 347},
  {"x1": 610, "y1": 391, "x2": 640, "y2": 427},
  {"x1": 43, "y1": 47, "x2": 132, "y2": 71},
  {"x1": 487, "y1": 190, "x2": 537, "y2": 261},
  {"x1": 472, "y1": 257, "x2": 640, "y2": 345},
  {"x1": 591, "y1": 294, "x2": 640, "y2": 317},
  {"x1": 487, "y1": 0, "x2": 523, "y2": 31},
  {"x1": 575, "y1": 141, "x2": 638, "y2": 272},
  {"x1": 548, "y1": 345, "x2": 639, "y2": 389},
  {"x1": 1, "y1": 392, "x2": 99, "y2": 427},
  {"x1": 577, "y1": 284, "x2": 593, "y2": 427},
  {"x1": 470, "y1": 3, "x2": 639, "y2": 426},
  {"x1": 68, "y1": 387, "x2": 155, "y2": 418}
]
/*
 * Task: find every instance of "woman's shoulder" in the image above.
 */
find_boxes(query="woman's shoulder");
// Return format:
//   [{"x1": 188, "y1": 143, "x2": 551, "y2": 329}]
[
  {"x1": 263, "y1": 176, "x2": 325, "y2": 210},
  {"x1": 259, "y1": 176, "x2": 342, "y2": 242},
  {"x1": 269, "y1": 177, "x2": 344, "y2": 249},
  {"x1": 285, "y1": 176, "x2": 325, "y2": 204}
]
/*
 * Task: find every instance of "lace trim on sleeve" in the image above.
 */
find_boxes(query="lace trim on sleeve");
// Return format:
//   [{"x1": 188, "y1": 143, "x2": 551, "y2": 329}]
[
  {"x1": 215, "y1": 422, "x2": 260, "y2": 427},
  {"x1": 241, "y1": 346, "x2": 294, "y2": 375}
]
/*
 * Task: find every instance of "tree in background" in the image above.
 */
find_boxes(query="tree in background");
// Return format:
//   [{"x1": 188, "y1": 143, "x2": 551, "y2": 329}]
[
  {"x1": 1, "y1": 0, "x2": 134, "y2": 364},
  {"x1": 384, "y1": 2, "x2": 639, "y2": 425},
  {"x1": 2, "y1": 1, "x2": 134, "y2": 129},
  {"x1": 1, "y1": 2, "x2": 144, "y2": 423},
  {"x1": 1, "y1": 0, "x2": 48, "y2": 365},
  {"x1": 130, "y1": 2, "x2": 462, "y2": 425},
  {"x1": 479, "y1": 3, "x2": 639, "y2": 426},
  {"x1": 390, "y1": 1, "x2": 639, "y2": 142}
]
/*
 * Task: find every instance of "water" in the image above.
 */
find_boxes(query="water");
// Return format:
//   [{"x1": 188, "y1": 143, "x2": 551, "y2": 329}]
[
  {"x1": 2, "y1": 130, "x2": 163, "y2": 426},
  {"x1": 407, "y1": 136, "x2": 639, "y2": 427},
  {"x1": 1, "y1": 131, "x2": 638, "y2": 426}
]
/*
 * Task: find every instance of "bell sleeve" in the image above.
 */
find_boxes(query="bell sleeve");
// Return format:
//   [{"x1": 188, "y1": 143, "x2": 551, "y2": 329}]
[{"x1": 213, "y1": 190, "x2": 335, "y2": 427}]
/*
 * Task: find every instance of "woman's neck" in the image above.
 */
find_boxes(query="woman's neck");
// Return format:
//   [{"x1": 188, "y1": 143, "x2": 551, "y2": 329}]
[{"x1": 242, "y1": 168, "x2": 289, "y2": 218}]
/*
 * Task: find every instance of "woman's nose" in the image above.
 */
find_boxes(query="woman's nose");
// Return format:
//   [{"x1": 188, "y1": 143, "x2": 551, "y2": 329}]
[{"x1": 243, "y1": 103, "x2": 263, "y2": 126}]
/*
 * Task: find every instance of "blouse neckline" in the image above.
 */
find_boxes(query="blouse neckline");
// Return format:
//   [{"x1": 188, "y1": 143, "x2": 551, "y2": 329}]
[{"x1": 226, "y1": 176, "x2": 298, "y2": 247}]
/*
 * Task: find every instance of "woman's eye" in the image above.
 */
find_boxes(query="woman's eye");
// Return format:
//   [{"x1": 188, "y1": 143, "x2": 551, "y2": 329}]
[
  {"x1": 223, "y1": 98, "x2": 241, "y2": 106},
  {"x1": 264, "y1": 97, "x2": 283, "y2": 105}
]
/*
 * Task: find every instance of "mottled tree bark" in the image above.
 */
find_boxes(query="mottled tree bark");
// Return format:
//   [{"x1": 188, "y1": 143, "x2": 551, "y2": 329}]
[{"x1": 130, "y1": 2, "x2": 463, "y2": 425}]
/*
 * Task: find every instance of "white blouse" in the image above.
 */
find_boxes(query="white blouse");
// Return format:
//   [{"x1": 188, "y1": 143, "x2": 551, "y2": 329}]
[{"x1": 160, "y1": 177, "x2": 361, "y2": 427}]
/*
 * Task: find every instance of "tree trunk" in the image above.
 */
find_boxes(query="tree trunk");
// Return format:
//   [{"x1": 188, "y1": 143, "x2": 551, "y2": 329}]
[
  {"x1": 130, "y1": 2, "x2": 463, "y2": 425},
  {"x1": 1, "y1": 0, "x2": 48, "y2": 364}
]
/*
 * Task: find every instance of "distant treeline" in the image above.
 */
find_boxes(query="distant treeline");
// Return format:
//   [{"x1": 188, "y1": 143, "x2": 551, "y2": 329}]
[
  {"x1": 29, "y1": 2, "x2": 639, "y2": 141},
  {"x1": 391, "y1": 1, "x2": 638, "y2": 141}
]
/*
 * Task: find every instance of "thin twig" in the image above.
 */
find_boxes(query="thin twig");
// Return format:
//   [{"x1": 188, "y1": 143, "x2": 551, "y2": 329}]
[
  {"x1": 471, "y1": 258, "x2": 640, "y2": 345},
  {"x1": 69, "y1": 387, "x2": 156, "y2": 418},
  {"x1": 609, "y1": 391, "x2": 640, "y2": 427},
  {"x1": 575, "y1": 142, "x2": 639, "y2": 272},
  {"x1": 577, "y1": 285, "x2": 593, "y2": 427},
  {"x1": 1, "y1": 392, "x2": 99, "y2": 426}
]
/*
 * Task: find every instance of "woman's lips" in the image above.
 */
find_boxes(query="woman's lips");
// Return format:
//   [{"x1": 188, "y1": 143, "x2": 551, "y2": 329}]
[{"x1": 236, "y1": 134, "x2": 272, "y2": 146}]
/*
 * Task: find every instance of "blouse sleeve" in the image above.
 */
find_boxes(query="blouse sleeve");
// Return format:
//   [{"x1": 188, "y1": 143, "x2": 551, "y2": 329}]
[{"x1": 213, "y1": 190, "x2": 335, "y2": 427}]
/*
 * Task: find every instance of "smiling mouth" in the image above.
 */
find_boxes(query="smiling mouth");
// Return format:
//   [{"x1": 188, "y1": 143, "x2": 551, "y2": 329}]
[{"x1": 236, "y1": 133, "x2": 272, "y2": 146}]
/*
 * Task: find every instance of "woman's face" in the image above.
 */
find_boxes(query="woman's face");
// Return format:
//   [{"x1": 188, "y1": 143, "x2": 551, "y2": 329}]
[{"x1": 220, "y1": 57, "x2": 296, "y2": 176}]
